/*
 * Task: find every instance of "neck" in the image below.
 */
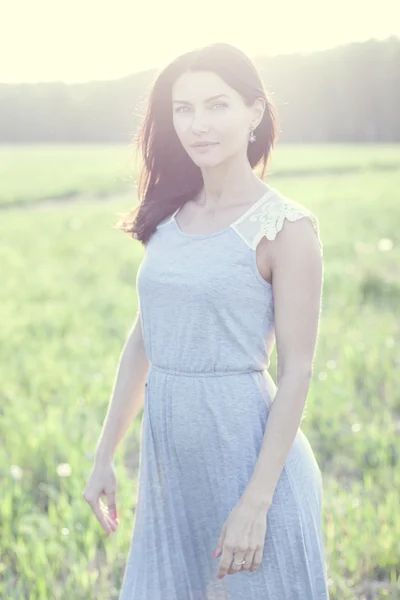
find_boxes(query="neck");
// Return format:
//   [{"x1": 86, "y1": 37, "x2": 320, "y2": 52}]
[{"x1": 198, "y1": 160, "x2": 264, "y2": 210}]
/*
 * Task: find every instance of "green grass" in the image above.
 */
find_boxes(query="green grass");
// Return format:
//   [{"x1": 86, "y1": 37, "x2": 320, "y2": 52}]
[
  {"x1": 0, "y1": 144, "x2": 399, "y2": 599},
  {"x1": 1, "y1": 142, "x2": 399, "y2": 207},
  {"x1": 0, "y1": 144, "x2": 137, "y2": 207}
]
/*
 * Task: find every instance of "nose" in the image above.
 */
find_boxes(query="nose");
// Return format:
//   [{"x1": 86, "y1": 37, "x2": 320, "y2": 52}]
[{"x1": 190, "y1": 110, "x2": 210, "y2": 134}]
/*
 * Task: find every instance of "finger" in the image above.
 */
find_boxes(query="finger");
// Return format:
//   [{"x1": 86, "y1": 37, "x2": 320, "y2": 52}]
[
  {"x1": 100, "y1": 495, "x2": 118, "y2": 521},
  {"x1": 250, "y1": 547, "x2": 263, "y2": 572},
  {"x1": 217, "y1": 546, "x2": 233, "y2": 579},
  {"x1": 105, "y1": 512, "x2": 118, "y2": 533},
  {"x1": 214, "y1": 524, "x2": 226, "y2": 557},
  {"x1": 216, "y1": 524, "x2": 226, "y2": 554},
  {"x1": 228, "y1": 553, "x2": 246, "y2": 574},
  {"x1": 242, "y1": 550, "x2": 255, "y2": 572},
  {"x1": 228, "y1": 554, "x2": 246, "y2": 575},
  {"x1": 92, "y1": 500, "x2": 113, "y2": 535},
  {"x1": 100, "y1": 501, "x2": 119, "y2": 528},
  {"x1": 105, "y1": 489, "x2": 118, "y2": 521}
]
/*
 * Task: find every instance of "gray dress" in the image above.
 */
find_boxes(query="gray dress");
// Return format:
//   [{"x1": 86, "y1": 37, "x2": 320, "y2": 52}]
[{"x1": 118, "y1": 185, "x2": 330, "y2": 599}]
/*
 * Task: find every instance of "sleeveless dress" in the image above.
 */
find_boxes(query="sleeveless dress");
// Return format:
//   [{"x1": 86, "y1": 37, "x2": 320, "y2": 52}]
[{"x1": 118, "y1": 185, "x2": 330, "y2": 600}]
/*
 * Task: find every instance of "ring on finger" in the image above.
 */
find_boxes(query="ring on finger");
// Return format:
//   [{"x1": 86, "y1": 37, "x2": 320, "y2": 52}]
[{"x1": 232, "y1": 555, "x2": 246, "y2": 569}]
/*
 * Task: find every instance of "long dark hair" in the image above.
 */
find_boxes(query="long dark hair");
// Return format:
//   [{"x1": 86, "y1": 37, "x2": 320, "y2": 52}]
[{"x1": 115, "y1": 42, "x2": 279, "y2": 246}]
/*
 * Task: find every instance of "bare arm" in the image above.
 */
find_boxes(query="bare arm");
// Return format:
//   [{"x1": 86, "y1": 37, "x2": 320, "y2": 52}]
[
  {"x1": 244, "y1": 215, "x2": 323, "y2": 511},
  {"x1": 94, "y1": 311, "x2": 149, "y2": 465}
]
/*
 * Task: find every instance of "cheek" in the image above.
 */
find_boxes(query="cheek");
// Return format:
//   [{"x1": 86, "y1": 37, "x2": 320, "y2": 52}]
[
  {"x1": 172, "y1": 117, "x2": 187, "y2": 142},
  {"x1": 172, "y1": 112, "x2": 191, "y2": 133},
  {"x1": 218, "y1": 114, "x2": 247, "y2": 142},
  {"x1": 172, "y1": 116, "x2": 184, "y2": 139}
]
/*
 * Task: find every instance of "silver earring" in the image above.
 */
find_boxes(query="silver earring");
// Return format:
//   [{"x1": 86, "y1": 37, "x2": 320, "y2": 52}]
[{"x1": 249, "y1": 127, "x2": 256, "y2": 143}]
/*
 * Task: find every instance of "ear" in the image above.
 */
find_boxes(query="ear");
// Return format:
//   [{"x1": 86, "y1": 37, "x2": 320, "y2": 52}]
[{"x1": 252, "y1": 97, "x2": 266, "y2": 129}]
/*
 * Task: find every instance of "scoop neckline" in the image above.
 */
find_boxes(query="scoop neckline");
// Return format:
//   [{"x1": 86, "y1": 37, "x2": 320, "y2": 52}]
[{"x1": 170, "y1": 186, "x2": 276, "y2": 239}]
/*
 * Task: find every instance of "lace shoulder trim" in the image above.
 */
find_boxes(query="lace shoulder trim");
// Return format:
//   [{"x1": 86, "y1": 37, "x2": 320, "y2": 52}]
[{"x1": 231, "y1": 193, "x2": 323, "y2": 255}]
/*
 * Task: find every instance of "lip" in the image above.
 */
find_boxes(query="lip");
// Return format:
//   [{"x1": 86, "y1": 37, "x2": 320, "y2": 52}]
[{"x1": 190, "y1": 142, "x2": 219, "y2": 147}]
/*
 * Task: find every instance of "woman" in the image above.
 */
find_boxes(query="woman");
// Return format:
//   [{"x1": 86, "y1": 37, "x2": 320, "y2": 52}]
[{"x1": 83, "y1": 42, "x2": 330, "y2": 599}]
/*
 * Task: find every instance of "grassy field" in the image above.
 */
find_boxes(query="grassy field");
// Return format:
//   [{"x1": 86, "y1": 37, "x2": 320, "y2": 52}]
[
  {"x1": 1, "y1": 142, "x2": 400, "y2": 207},
  {"x1": 0, "y1": 144, "x2": 399, "y2": 599}
]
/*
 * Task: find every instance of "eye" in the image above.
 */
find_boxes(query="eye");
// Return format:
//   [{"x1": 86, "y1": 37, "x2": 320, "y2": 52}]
[{"x1": 174, "y1": 102, "x2": 228, "y2": 114}]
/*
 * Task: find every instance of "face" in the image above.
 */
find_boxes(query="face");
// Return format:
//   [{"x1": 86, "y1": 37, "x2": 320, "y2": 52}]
[{"x1": 171, "y1": 70, "x2": 265, "y2": 167}]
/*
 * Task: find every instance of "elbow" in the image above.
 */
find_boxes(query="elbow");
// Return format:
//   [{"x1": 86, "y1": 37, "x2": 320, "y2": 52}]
[{"x1": 278, "y1": 366, "x2": 313, "y2": 387}]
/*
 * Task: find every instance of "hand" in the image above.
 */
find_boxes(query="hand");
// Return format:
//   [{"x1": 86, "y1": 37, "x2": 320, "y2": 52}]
[
  {"x1": 212, "y1": 494, "x2": 269, "y2": 579},
  {"x1": 82, "y1": 459, "x2": 119, "y2": 536}
]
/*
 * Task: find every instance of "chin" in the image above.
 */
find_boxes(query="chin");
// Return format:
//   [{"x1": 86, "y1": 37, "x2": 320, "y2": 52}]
[
  {"x1": 190, "y1": 152, "x2": 225, "y2": 168},
  {"x1": 193, "y1": 157, "x2": 222, "y2": 167}
]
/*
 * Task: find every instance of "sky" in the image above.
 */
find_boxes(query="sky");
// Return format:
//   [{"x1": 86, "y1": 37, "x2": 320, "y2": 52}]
[{"x1": 1, "y1": 0, "x2": 399, "y2": 84}]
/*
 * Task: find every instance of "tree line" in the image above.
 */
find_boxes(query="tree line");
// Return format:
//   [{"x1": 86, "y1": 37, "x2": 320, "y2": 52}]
[{"x1": 1, "y1": 36, "x2": 399, "y2": 144}]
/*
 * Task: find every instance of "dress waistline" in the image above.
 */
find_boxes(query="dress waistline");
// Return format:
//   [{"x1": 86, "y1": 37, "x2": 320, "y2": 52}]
[{"x1": 149, "y1": 364, "x2": 267, "y2": 378}]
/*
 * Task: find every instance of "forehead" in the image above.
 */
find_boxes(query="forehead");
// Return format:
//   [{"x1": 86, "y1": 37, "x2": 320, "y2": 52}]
[{"x1": 172, "y1": 70, "x2": 236, "y2": 102}]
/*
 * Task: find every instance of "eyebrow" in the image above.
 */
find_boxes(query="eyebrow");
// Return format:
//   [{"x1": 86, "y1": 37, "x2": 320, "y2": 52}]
[{"x1": 172, "y1": 94, "x2": 230, "y2": 105}]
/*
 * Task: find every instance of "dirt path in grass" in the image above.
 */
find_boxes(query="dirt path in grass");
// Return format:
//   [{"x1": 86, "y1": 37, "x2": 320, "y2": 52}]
[
  {"x1": 0, "y1": 190, "x2": 135, "y2": 212},
  {"x1": 2, "y1": 162, "x2": 400, "y2": 212}
]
